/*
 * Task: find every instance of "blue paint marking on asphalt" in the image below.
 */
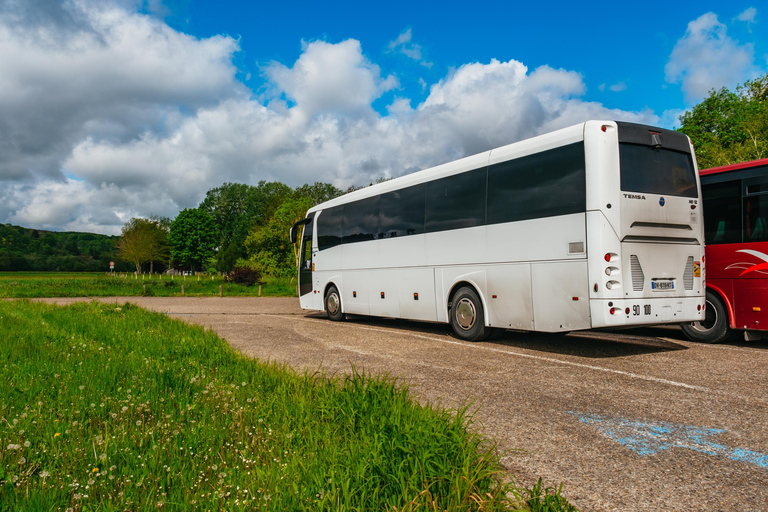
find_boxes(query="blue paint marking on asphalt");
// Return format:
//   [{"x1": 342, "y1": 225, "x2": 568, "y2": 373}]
[{"x1": 571, "y1": 412, "x2": 768, "y2": 469}]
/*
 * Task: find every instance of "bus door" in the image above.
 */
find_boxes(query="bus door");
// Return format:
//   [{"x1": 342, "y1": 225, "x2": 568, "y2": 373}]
[{"x1": 298, "y1": 213, "x2": 315, "y2": 305}]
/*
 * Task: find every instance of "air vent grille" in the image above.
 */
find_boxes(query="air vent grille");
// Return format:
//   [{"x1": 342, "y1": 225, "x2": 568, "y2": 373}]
[
  {"x1": 683, "y1": 256, "x2": 694, "y2": 290},
  {"x1": 630, "y1": 255, "x2": 644, "y2": 291}
]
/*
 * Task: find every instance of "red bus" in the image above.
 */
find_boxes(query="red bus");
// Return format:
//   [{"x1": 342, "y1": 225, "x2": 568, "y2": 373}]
[{"x1": 683, "y1": 157, "x2": 768, "y2": 342}]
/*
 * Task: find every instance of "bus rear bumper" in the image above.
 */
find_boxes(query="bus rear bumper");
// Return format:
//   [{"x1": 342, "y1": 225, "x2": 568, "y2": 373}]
[{"x1": 590, "y1": 297, "x2": 705, "y2": 328}]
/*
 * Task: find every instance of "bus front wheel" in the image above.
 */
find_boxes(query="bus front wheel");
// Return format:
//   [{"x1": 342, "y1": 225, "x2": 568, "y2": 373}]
[
  {"x1": 450, "y1": 287, "x2": 492, "y2": 342},
  {"x1": 325, "y1": 286, "x2": 345, "y2": 322},
  {"x1": 681, "y1": 291, "x2": 731, "y2": 344}
]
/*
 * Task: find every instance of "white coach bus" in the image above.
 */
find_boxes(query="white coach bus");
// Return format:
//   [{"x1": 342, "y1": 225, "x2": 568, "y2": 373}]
[{"x1": 290, "y1": 120, "x2": 706, "y2": 341}]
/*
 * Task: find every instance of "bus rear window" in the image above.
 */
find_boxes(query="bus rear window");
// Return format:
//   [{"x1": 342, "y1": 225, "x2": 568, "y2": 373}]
[{"x1": 619, "y1": 143, "x2": 697, "y2": 198}]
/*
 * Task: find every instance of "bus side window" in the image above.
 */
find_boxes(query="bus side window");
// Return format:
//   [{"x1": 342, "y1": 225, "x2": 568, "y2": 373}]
[
  {"x1": 702, "y1": 180, "x2": 741, "y2": 245},
  {"x1": 745, "y1": 195, "x2": 768, "y2": 242}
]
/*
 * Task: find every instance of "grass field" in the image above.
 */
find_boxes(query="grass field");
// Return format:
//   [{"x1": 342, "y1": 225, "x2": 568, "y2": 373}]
[
  {"x1": 0, "y1": 300, "x2": 578, "y2": 511},
  {"x1": 0, "y1": 272, "x2": 295, "y2": 298}
]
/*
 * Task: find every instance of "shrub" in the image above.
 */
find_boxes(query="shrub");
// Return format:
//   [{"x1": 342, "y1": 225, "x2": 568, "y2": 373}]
[{"x1": 229, "y1": 266, "x2": 262, "y2": 287}]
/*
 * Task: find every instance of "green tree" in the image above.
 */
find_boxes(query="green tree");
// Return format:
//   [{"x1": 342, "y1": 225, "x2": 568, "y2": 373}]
[
  {"x1": 679, "y1": 74, "x2": 768, "y2": 169},
  {"x1": 293, "y1": 182, "x2": 344, "y2": 205},
  {"x1": 199, "y1": 181, "x2": 292, "y2": 271},
  {"x1": 117, "y1": 218, "x2": 155, "y2": 273},
  {"x1": 145, "y1": 217, "x2": 171, "y2": 274},
  {"x1": 169, "y1": 208, "x2": 217, "y2": 271},
  {"x1": 242, "y1": 197, "x2": 312, "y2": 277}
]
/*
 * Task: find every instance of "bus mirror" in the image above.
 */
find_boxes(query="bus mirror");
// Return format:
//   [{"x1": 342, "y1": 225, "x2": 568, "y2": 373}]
[{"x1": 290, "y1": 217, "x2": 311, "y2": 244}]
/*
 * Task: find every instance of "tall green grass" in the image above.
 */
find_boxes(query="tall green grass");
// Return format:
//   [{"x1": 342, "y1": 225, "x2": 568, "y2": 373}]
[
  {"x1": 0, "y1": 300, "x2": 523, "y2": 510},
  {"x1": 0, "y1": 273, "x2": 295, "y2": 298}
]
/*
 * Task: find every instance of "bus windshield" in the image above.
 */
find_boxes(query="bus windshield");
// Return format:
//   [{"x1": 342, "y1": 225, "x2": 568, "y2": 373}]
[{"x1": 619, "y1": 143, "x2": 697, "y2": 198}]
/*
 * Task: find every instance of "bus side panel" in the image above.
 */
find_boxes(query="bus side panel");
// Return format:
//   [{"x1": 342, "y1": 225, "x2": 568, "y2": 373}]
[
  {"x1": 342, "y1": 270, "x2": 371, "y2": 316},
  {"x1": 397, "y1": 268, "x2": 438, "y2": 322},
  {"x1": 486, "y1": 264, "x2": 534, "y2": 330},
  {"x1": 379, "y1": 234, "x2": 427, "y2": 268},
  {"x1": 368, "y1": 269, "x2": 400, "y2": 318},
  {"x1": 733, "y1": 279, "x2": 768, "y2": 330},
  {"x1": 342, "y1": 239, "x2": 379, "y2": 270},
  {"x1": 532, "y1": 261, "x2": 590, "y2": 332},
  {"x1": 486, "y1": 214, "x2": 586, "y2": 264},
  {"x1": 312, "y1": 243, "x2": 342, "y2": 312},
  {"x1": 426, "y1": 227, "x2": 487, "y2": 266}
]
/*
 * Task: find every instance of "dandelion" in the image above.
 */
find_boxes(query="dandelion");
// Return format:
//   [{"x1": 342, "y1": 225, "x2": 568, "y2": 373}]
[
  {"x1": 40, "y1": 471, "x2": 50, "y2": 479},
  {"x1": 18, "y1": 457, "x2": 26, "y2": 465},
  {"x1": 79, "y1": 386, "x2": 85, "y2": 390},
  {"x1": 136, "y1": 420, "x2": 142, "y2": 426},
  {"x1": 100, "y1": 453, "x2": 107, "y2": 461},
  {"x1": 7, "y1": 444, "x2": 20, "y2": 450},
  {"x1": 54, "y1": 433, "x2": 60, "y2": 438},
  {"x1": 24, "y1": 441, "x2": 30, "y2": 448},
  {"x1": 92, "y1": 468, "x2": 99, "y2": 473}
]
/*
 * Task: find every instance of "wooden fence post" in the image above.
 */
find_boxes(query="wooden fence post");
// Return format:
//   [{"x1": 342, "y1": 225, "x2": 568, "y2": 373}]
[{"x1": 181, "y1": 285, "x2": 185, "y2": 297}]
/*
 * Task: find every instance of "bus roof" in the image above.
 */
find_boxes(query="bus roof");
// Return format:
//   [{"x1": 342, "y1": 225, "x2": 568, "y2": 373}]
[{"x1": 699, "y1": 158, "x2": 768, "y2": 177}]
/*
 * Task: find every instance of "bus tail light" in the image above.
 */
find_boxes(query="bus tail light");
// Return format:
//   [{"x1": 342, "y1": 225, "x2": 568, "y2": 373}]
[{"x1": 610, "y1": 307, "x2": 616, "y2": 315}]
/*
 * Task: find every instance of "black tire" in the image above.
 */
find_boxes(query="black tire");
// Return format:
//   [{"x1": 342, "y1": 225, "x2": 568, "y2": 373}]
[
  {"x1": 324, "y1": 285, "x2": 345, "y2": 322},
  {"x1": 681, "y1": 291, "x2": 732, "y2": 343},
  {"x1": 450, "y1": 287, "x2": 492, "y2": 341}
]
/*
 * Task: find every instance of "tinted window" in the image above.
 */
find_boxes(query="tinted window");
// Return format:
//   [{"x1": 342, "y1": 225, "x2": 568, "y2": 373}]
[
  {"x1": 702, "y1": 180, "x2": 741, "y2": 245},
  {"x1": 343, "y1": 196, "x2": 379, "y2": 244},
  {"x1": 487, "y1": 142, "x2": 586, "y2": 225},
  {"x1": 619, "y1": 144, "x2": 698, "y2": 198},
  {"x1": 378, "y1": 184, "x2": 425, "y2": 238},
  {"x1": 425, "y1": 168, "x2": 486, "y2": 233},
  {"x1": 317, "y1": 206, "x2": 343, "y2": 251}
]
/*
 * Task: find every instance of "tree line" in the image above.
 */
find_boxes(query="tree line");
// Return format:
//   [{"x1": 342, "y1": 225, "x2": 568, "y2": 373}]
[
  {"x1": 117, "y1": 181, "x2": 345, "y2": 275},
  {"x1": 0, "y1": 224, "x2": 130, "y2": 272}
]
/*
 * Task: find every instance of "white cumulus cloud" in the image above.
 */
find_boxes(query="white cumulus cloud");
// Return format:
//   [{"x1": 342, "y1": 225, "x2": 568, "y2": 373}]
[{"x1": 665, "y1": 12, "x2": 759, "y2": 102}]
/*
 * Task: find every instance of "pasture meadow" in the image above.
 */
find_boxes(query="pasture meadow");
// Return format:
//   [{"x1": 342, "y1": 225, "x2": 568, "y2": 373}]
[{"x1": 0, "y1": 273, "x2": 295, "y2": 298}]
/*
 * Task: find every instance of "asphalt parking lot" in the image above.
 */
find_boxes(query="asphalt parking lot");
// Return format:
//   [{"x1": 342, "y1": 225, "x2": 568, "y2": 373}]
[{"x1": 39, "y1": 297, "x2": 768, "y2": 511}]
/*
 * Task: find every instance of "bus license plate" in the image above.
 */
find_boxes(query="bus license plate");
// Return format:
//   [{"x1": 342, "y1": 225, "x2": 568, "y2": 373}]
[{"x1": 652, "y1": 280, "x2": 675, "y2": 291}]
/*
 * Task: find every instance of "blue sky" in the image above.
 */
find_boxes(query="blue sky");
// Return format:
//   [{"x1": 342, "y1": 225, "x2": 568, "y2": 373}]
[
  {"x1": 164, "y1": 0, "x2": 764, "y2": 118},
  {"x1": 0, "y1": 0, "x2": 765, "y2": 234}
]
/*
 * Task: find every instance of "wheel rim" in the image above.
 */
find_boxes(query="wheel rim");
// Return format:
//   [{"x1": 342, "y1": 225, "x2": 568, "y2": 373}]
[
  {"x1": 689, "y1": 299, "x2": 717, "y2": 333},
  {"x1": 455, "y1": 298, "x2": 476, "y2": 330},
  {"x1": 327, "y1": 292, "x2": 340, "y2": 316}
]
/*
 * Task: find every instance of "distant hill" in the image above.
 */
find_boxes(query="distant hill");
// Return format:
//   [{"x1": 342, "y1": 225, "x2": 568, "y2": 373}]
[{"x1": 0, "y1": 224, "x2": 133, "y2": 272}]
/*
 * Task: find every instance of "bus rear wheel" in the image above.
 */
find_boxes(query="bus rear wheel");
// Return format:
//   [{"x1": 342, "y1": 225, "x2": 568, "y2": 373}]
[
  {"x1": 450, "y1": 287, "x2": 492, "y2": 342},
  {"x1": 681, "y1": 291, "x2": 731, "y2": 344},
  {"x1": 325, "y1": 286, "x2": 345, "y2": 322}
]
